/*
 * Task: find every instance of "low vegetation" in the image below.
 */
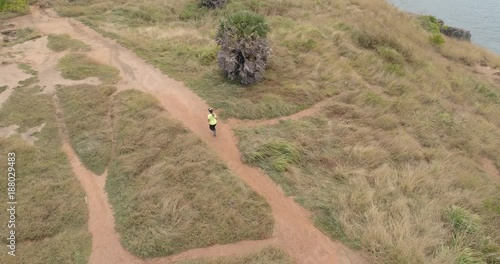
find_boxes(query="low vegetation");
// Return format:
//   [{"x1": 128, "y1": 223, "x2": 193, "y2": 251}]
[
  {"x1": 107, "y1": 90, "x2": 273, "y2": 257},
  {"x1": 1, "y1": 27, "x2": 43, "y2": 47},
  {"x1": 47, "y1": 33, "x2": 91, "y2": 52},
  {"x1": 57, "y1": 53, "x2": 120, "y2": 84},
  {"x1": 235, "y1": 90, "x2": 500, "y2": 262},
  {"x1": 18, "y1": 62, "x2": 38, "y2": 75},
  {"x1": 176, "y1": 247, "x2": 292, "y2": 264},
  {"x1": 0, "y1": 76, "x2": 91, "y2": 264},
  {"x1": 56, "y1": 84, "x2": 115, "y2": 175},
  {"x1": 0, "y1": 0, "x2": 29, "y2": 19}
]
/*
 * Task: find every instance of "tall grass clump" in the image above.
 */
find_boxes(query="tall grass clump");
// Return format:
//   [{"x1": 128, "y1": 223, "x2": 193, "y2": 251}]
[
  {"x1": 447, "y1": 205, "x2": 481, "y2": 235},
  {"x1": 246, "y1": 141, "x2": 300, "y2": 172},
  {"x1": 216, "y1": 10, "x2": 271, "y2": 85}
]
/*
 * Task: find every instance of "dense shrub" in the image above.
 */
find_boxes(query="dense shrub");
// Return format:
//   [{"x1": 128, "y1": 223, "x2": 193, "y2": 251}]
[
  {"x1": 0, "y1": 0, "x2": 28, "y2": 13},
  {"x1": 215, "y1": 10, "x2": 271, "y2": 85}
]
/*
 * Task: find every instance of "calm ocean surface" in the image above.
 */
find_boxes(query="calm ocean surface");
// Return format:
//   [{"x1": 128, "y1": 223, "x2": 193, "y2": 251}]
[{"x1": 386, "y1": 0, "x2": 500, "y2": 54}]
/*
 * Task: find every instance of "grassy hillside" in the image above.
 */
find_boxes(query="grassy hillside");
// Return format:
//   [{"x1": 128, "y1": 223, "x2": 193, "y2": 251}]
[
  {"x1": 0, "y1": 70, "x2": 91, "y2": 264},
  {"x1": 29, "y1": 0, "x2": 500, "y2": 262},
  {"x1": 50, "y1": 0, "x2": 500, "y2": 119}
]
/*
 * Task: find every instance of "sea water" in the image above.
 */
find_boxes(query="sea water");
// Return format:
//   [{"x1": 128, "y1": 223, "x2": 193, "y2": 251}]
[{"x1": 387, "y1": 0, "x2": 500, "y2": 54}]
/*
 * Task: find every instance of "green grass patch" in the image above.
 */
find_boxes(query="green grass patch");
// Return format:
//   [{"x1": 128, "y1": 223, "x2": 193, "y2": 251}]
[
  {"x1": 56, "y1": 84, "x2": 115, "y2": 175},
  {"x1": 107, "y1": 90, "x2": 274, "y2": 258},
  {"x1": 17, "y1": 62, "x2": 37, "y2": 75},
  {"x1": 0, "y1": 0, "x2": 28, "y2": 14},
  {"x1": 47, "y1": 34, "x2": 91, "y2": 52},
  {"x1": 175, "y1": 247, "x2": 292, "y2": 264},
  {"x1": 57, "y1": 53, "x2": 120, "y2": 84},
  {"x1": 0, "y1": 76, "x2": 91, "y2": 264},
  {"x1": 1, "y1": 27, "x2": 43, "y2": 47},
  {"x1": 447, "y1": 205, "x2": 481, "y2": 235}
]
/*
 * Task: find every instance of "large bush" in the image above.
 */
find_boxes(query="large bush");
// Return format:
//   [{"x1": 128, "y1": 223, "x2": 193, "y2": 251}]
[{"x1": 216, "y1": 10, "x2": 271, "y2": 85}]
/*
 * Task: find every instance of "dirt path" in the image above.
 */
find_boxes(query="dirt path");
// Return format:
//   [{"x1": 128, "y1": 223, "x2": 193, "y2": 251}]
[
  {"x1": 226, "y1": 99, "x2": 331, "y2": 128},
  {"x1": 11, "y1": 8, "x2": 364, "y2": 264}
]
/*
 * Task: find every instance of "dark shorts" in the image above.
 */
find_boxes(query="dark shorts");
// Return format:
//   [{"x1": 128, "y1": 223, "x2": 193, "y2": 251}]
[{"x1": 209, "y1": 124, "x2": 217, "y2": 131}]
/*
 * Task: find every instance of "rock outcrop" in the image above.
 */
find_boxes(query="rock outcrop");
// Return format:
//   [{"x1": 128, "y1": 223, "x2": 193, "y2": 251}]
[{"x1": 437, "y1": 19, "x2": 471, "y2": 41}]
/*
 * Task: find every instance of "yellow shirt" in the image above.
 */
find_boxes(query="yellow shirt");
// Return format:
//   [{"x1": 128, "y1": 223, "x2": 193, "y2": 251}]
[{"x1": 208, "y1": 113, "x2": 217, "y2": 125}]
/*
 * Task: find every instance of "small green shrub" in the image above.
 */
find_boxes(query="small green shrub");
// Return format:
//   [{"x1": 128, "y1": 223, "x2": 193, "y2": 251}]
[
  {"x1": 0, "y1": 0, "x2": 28, "y2": 13},
  {"x1": 429, "y1": 33, "x2": 445, "y2": 46},
  {"x1": 418, "y1": 15, "x2": 441, "y2": 34}
]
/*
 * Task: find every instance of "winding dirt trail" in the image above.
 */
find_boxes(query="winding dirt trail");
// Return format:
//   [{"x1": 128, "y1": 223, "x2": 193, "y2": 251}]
[
  {"x1": 226, "y1": 99, "x2": 331, "y2": 128},
  {"x1": 11, "y1": 8, "x2": 364, "y2": 264}
]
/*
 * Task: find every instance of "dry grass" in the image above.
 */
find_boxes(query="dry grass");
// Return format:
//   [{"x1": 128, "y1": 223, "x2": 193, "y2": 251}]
[
  {"x1": 107, "y1": 90, "x2": 273, "y2": 258},
  {"x1": 0, "y1": 77, "x2": 91, "y2": 263},
  {"x1": 175, "y1": 247, "x2": 292, "y2": 264},
  {"x1": 56, "y1": 84, "x2": 115, "y2": 175},
  {"x1": 235, "y1": 94, "x2": 500, "y2": 263}
]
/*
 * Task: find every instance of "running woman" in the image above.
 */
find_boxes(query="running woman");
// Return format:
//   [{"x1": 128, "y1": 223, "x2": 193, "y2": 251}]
[{"x1": 208, "y1": 108, "x2": 217, "y2": 137}]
